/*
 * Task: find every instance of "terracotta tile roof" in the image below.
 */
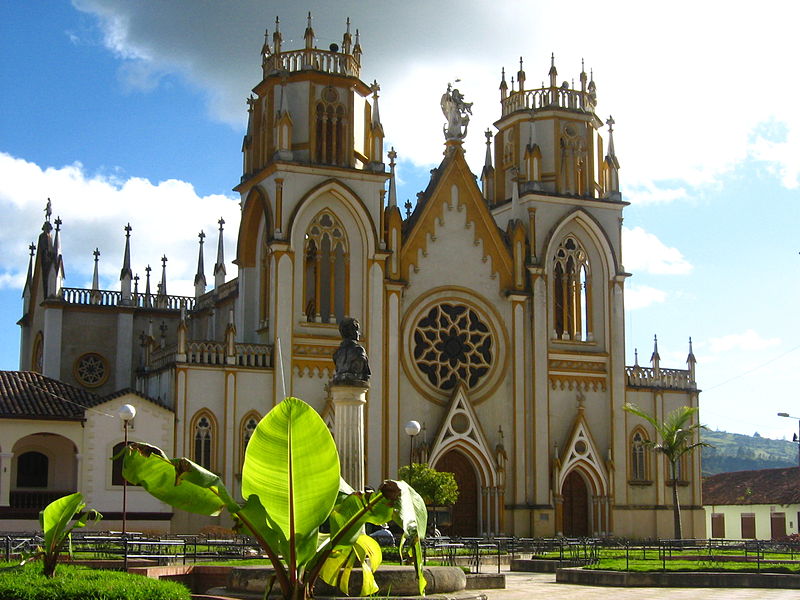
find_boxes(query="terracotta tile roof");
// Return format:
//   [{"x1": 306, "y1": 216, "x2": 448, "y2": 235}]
[
  {"x1": 0, "y1": 370, "x2": 99, "y2": 420},
  {"x1": 703, "y1": 466, "x2": 800, "y2": 506}
]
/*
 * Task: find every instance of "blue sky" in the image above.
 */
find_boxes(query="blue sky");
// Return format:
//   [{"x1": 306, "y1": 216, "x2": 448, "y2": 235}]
[{"x1": 1, "y1": 1, "x2": 798, "y2": 440}]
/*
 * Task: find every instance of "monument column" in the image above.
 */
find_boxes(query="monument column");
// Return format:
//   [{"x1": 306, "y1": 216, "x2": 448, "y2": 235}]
[
  {"x1": 329, "y1": 317, "x2": 371, "y2": 491},
  {"x1": 331, "y1": 384, "x2": 368, "y2": 490}
]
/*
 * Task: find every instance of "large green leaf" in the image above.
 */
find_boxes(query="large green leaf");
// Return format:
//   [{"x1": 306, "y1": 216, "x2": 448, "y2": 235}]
[
  {"x1": 120, "y1": 443, "x2": 237, "y2": 516},
  {"x1": 241, "y1": 397, "x2": 340, "y2": 566},
  {"x1": 40, "y1": 493, "x2": 85, "y2": 555}
]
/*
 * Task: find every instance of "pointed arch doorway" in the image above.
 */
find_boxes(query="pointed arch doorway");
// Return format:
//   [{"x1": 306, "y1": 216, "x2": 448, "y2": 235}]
[
  {"x1": 436, "y1": 450, "x2": 478, "y2": 537},
  {"x1": 561, "y1": 470, "x2": 590, "y2": 537}
]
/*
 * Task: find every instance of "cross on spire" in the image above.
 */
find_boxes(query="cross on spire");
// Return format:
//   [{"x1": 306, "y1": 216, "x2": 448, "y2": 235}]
[{"x1": 29, "y1": 243, "x2": 36, "y2": 257}]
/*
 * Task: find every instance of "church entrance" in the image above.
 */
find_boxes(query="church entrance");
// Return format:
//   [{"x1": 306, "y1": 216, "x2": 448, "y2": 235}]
[
  {"x1": 437, "y1": 450, "x2": 478, "y2": 536},
  {"x1": 562, "y1": 470, "x2": 590, "y2": 536}
]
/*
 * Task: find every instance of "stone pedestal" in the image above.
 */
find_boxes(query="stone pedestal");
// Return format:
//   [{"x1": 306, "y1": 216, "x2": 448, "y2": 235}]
[{"x1": 330, "y1": 383, "x2": 368, "y2": 490}]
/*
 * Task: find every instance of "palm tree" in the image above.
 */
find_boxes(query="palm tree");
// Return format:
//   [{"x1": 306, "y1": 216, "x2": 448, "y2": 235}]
[{"x1": 623, "y1": 403, "x2": 709, "y2": 540}]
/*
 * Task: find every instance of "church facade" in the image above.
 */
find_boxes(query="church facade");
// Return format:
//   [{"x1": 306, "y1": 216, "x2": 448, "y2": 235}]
[{"x1": 6, "y1": 17, "x2": 703, "y2": 538}]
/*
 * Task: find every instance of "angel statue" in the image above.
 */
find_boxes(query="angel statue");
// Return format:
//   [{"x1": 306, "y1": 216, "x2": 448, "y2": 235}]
[{"x1": 441, "y1": 83, "x2": 472, "y2": 141}]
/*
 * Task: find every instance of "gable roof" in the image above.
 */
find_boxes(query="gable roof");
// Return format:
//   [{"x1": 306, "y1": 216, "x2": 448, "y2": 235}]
[
  {"x1": 703, "y1": 467, "x2": 800, "y2": 506},
  {"x1": 0, "y1": 370, "x2": 98, "y2": 420},
  {"x1": 99, "y1": 387, "x2": 172, "y2": 412},
  {"x1": 400, "y1": 148, "x2": 514, "y2": 288}
]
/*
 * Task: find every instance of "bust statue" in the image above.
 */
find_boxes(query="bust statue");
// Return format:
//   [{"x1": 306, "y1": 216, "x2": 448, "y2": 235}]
[{"x1": 332, "y1": 317, "x2": 371, "y2": 385}]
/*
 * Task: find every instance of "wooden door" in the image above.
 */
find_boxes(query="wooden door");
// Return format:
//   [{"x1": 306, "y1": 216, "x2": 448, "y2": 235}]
[
  {"x1": 771, "y1": 512, "x2": 786, "y2": 540},
  {"x1": 437, "y1": 450, "x2": 478, "y2": 537},
  {"x1": 562, "y1": 470, "x2": 590, "y2": 537}
]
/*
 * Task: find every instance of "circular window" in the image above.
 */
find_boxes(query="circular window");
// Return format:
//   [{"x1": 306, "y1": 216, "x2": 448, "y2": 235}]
[
  {"x1": 412, "y1": 303, "x2": 493, "y2": 392},
  {"x1": 74, "y1": 353, "x2": 108, "y2": 388}
]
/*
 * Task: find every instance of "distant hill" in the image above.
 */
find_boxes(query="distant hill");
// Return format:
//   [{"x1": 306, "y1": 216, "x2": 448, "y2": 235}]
[{"x1": 701, "y1": 430, "x2": 798, "y2": 475}]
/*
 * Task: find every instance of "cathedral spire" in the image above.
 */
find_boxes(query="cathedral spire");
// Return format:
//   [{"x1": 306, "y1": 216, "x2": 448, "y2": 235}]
[
  {"x1": 481, "y1": 128, "x2": 495, "y2": 204},
  {"x1": 52, "y1": 216, "x2": 65, "y2": 293},
  {"x1": 342, "y1": 17, "x2": 352, "y2": 55},
  {"x1": 23, "y1": 242, "x2": 35, "y2": 300},
  {"x1": 686, "y1": 337, "x2": 697, "y2": 383},
  {"x1": 549, "y1": 53, "x2": 558, "y2": 88},
  {"x1": 353, "y1": 29, "x2": 362, "y2": 63},
  {"x1": 367, "y1": 80, "x2": 385, "y2": 171},
  {"x1": 499, "y1": 67, "x2": 508, "y2": 101},
  {"x1": 195, "y1": 230, "x2": 207, "y2": 298},
  {"x1": 91, "y1": 248, "x2": 100, "y2": 303},
  {"x1": 304, "y1": 11, "x2": 314, "y2": 49},
  {"x1": 517, "y1": 56, "x2": 526, "y2": 92},
  {"x1": 387, "y1": 147, "x2": 397, "y2": 208},
  {"x1": 214, "y1": 217, "x2": 226, "y2": 288},
  {"x1": 272, "y1": 16, "x2": 282, "y2": 54},
  {"x1": 144, "y1": 264, "x2": 152, "y2": 306},
  {"x1": 120, "y1": 223, "x2": 133, "y2": 302},
  {"x1": 650, "y1": 334, "x2": 661, "y2": 375},
  {"x1": 159, "y1": 255, "x2": 168, "y2": 296}
]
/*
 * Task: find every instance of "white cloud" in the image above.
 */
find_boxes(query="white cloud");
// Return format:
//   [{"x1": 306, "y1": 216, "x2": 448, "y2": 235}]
[
  {"x1": 622, "y1": 226, "x2": 692, "y2": 275},
  {"x1": 708, "y1": 329, "x2": 782, "y2": 354},
  {"x1": 68, "y1": 0, "x2": 800, "y2": 190},
  {"x1": 625, "y1": 284, "x2": 666, "y2": 310},
  {"x1": 0, "y1": 152, "x2": 240, "y2": 295}
]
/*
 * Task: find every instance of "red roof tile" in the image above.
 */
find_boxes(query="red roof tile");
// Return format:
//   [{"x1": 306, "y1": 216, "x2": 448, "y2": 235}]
[
  {"x1": 703, "y1": 466, "x2": 800, "y2": 506},
  {"x1": 0, "y1": 370, "x2": 99, "y2": 420}
]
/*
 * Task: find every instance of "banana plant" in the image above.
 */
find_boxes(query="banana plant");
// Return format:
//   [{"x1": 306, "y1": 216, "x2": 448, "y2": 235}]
[
  {"x1": 120, "y1": 396, "x2": 427, "y2": 599},
  {"x1": 36, "y1": 492, "x2": 102, "y2": 577}
]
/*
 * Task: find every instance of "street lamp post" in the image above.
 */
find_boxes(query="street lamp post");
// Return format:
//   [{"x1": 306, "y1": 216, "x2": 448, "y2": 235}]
[
  {"x1": 404, "y1": 420, "x2": 421, "y2": 466},
  {"x1": 777, "y1": 412, "x2": 800, "y2": 467},
  {"x1": 118, "y1": 404, "x2": 137, "y2": 534}
]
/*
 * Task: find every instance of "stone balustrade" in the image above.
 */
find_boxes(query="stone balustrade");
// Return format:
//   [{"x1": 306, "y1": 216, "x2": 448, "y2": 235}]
[{"x1": 625, "y1": 366, "x2": 695, "y2": 390}]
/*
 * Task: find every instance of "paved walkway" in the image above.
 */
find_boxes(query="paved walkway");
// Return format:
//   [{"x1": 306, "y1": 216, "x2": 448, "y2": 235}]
[{"x1": 478, "y1": 571, "x2": 799, "y2": 599}]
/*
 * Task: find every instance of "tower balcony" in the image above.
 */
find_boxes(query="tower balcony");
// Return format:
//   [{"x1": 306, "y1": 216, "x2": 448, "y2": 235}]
[
  {"x1": 501, "y1": 85, "x2": 595, "y2": 117},
  {"x1": 60, "y1": 287, "x2": 195, "y2": 311},
  {"x1": 147, "y1": 340, "x2": 273, "y2": 371},
  {"x1": 265, "y1": 48, "x2": 360, "y2": 78},
  {"x1": 625, "y1": 365, "x2": 696, "y2": 391}
]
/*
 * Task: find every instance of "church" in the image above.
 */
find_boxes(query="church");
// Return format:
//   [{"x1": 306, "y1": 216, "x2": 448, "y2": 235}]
[{"x1": 3, "y1": 16, "x2": 703, "y2": 538}]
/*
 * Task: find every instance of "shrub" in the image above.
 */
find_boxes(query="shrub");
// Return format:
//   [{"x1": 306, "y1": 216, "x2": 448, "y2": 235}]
[
  {"x1": 0, "y1": 562, "x2": 190, "y2": 600},
  {"x1": 198, "y1": 525, "x2": 236, "y2": 539}
]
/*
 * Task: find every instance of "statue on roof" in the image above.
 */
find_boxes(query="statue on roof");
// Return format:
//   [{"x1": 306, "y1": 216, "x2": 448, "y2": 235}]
[{"x1": 441, "y1": 83, "x2": 472, "y2": 142}]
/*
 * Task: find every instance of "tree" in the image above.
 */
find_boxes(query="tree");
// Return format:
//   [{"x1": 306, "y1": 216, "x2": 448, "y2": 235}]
[
  {"x1": 623, "y1": 403, "x2": 709, "y2": 540},
  {"x1": 121, "y1": 397, "x2": 427, "y2": 599},
  {"x1": 398, "y1": 463, "x2": 459, "y2": 507}
]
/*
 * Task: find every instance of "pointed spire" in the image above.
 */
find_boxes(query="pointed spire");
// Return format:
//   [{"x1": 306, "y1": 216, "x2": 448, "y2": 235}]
[
  {"x1": 159, "y1": 255, "x2": 168, "y2": 296},
  {"x1": 370, "y1": 80, "x2": 381, "y2": 126},
  {"x1": 195, "y1": 230, "x2": 207, "y2": 297},
  {"x1": 686, "y1": 337, "x2": 697, "y2": 383},
  {"x1": 483, "y1": 129, "x2": 493, "y2": 171},
  {"x1": 272, "y1": 16, "x2": 282, "y2": 54},
  {"x1": 91, "y1": 248, "x2": 100, "y2": 291},
  {"x1": 517, "y1": 56, "x2": 526, "y2": 92},
  {"x1": 304, "y1": 11, "x2": 314, "y2": 49},
  {"x1": 214, "y1": 217, "x2": 226, "y2": 288},
  {"x1": 634, "y1": 348, "x2": 639, "y2": 367},
  {"x1": 606, "y1": 115, "x2": 617, "y2": 158},
  {"x1": 549, "y1": 52, "x2": 558, "y2": 87},
  {"x1": 53, "y1": 216, "x2": 62, "y2": 263},
  {"x1": 650, "y1": 334, "x2": 661, "y2": 374},
  {"x1": 353, "y1": 28, "x2": 362, "y2": 63},
  {"x1": 387, "y1": 147, "x2": 397, "y2": 208},
  {"x1": 342, "y1": 17, "x2": 352, "y2": 54},
  {"x1": 144, "y1": 264, "x2": 152, "y2": 304},
  {"x1": 120, "y1": 223, "x2": 133, "y2": 302},
  {"x1": 23, "y1": 242, "x2": 35, "y2": 299},
  {"x1": 499, "y1": 67, "x2": 508, "y2": 101}
]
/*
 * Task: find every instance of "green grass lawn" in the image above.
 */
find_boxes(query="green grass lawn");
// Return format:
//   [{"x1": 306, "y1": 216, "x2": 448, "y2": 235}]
[{"x1": 0, "y1": 562, "x2": 190, "y2": 600}]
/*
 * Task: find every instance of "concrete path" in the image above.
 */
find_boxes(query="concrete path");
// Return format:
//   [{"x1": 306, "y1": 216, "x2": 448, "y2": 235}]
[{"x1": 478, "y1": 571, "x2": 800, "y2": 599}]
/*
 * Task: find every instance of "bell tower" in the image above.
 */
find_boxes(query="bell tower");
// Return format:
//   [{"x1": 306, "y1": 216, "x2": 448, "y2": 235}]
[
  {"x1": 240, "y1": 14, "x2": 383, "y2": 180},
  {"x1": 488, "y1": 55, "x2": 619, "y2": 203}
]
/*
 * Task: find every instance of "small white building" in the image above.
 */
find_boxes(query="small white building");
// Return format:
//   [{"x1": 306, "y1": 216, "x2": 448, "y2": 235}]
[
  {"x1": 704, "y1": 467, "x2": 800, "y2": 540},
  {"x1": 0, "y1": 371, "x2": 174, "y2": 532}
]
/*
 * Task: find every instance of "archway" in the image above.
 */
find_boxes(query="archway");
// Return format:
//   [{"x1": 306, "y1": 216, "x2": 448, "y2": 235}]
[
  {"x1": 11, "y1": 433, "x2": 78, "y2": 512},
  {"x1": 562, "y1": 470, "x2": 590, "y2": 536},
  {"x1": 436, "y1": 450, "x2": 478, "y2": 537}
]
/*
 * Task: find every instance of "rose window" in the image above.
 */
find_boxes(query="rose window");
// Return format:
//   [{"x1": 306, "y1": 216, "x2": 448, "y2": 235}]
[
  {"x1": 413, "y1": 303, "x2": 493, "y2": 391},
  {"x1": 75, "y1": 353, "x2": 107, "y2": 387}
]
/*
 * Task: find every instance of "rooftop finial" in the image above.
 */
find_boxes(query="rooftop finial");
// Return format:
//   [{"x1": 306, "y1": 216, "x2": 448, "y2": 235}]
[
  {"x1": 214, "y1": 217, "x2": 226, "y2": 288},
  {"x1": 120, "y1": 223, "x2": 133, "y2": 301},
  {"x1": 195, "y1": 230, "x2": 207, "y2": 297},
  {"x1": 92, "y1": 248, "x2": 100, "y2": 292},
  {"x1": 387, "y1": 147, "x2": 397, "y2": 208},
  {"x1": 484, "y1": 128, "x2": 493, "y2": 170},
  {"x1": 304, "y1": 11, "x2": 314, "y2": 49},
  {"x1": 342, "y1": 17, "x2": 352, "y2": 54},
  {"x1": 159, "y1": 254, "x2": 168, "y2": 296}
]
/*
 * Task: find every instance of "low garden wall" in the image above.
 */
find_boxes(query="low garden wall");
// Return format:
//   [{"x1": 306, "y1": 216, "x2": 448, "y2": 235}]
[{"x1": 556, "y1": 566, "x2": 800, "y2": 588}]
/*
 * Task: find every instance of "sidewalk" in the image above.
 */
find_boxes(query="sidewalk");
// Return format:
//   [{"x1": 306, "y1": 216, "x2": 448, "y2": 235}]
[{"x1": 478, "y1": 571, "x2": 800, "y2": 600}]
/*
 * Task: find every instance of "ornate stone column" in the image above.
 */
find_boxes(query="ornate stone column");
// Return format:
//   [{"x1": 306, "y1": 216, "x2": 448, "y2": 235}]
[{"x1": 331, "y1": 383, "x2": 368, "y2": 490}]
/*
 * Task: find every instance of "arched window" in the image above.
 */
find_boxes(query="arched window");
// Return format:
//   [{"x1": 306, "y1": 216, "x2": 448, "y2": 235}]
[
  {"x1": 303, "y1": 211, "x2": 349, "y2": 324},
  {"x1": 630, "y1": 430, "x2": 648, "y2": 482},
  {"x1": 553, "y1": 236, "x2": 591, "y2": 341},
  {"x1": 314, "y1": 87, "x2": 347, "y2": 165},
  {"x1": 240, "y1": 414, "x2": 259, "y2": 469},
  {"x1": 17, "y1": 451, "x2": 48, "y2": 488},
  {"x1": 31, "y1": 332, "x2": 43, "y2": 373},
  {"x1": 192, "y1": 413, "x2": 215, "y2": 471},
  {"x1": 111, "y1": 441, "x2": 133, "y2": 486}
]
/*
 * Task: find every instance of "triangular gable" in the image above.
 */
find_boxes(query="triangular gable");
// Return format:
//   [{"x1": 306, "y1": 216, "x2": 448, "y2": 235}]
[
  {"x1": 555, "y1": 404, "x2": 608, "y2": 496},
  {"x1": 428, "y1": 383, "x2": 498, "y2": 486},
  {"x1": 96, "y1": 388, "x2": 173, "y2": 414},
  {"x1": 400, "y1": 149, "x2": 513, "y2": 289}
]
